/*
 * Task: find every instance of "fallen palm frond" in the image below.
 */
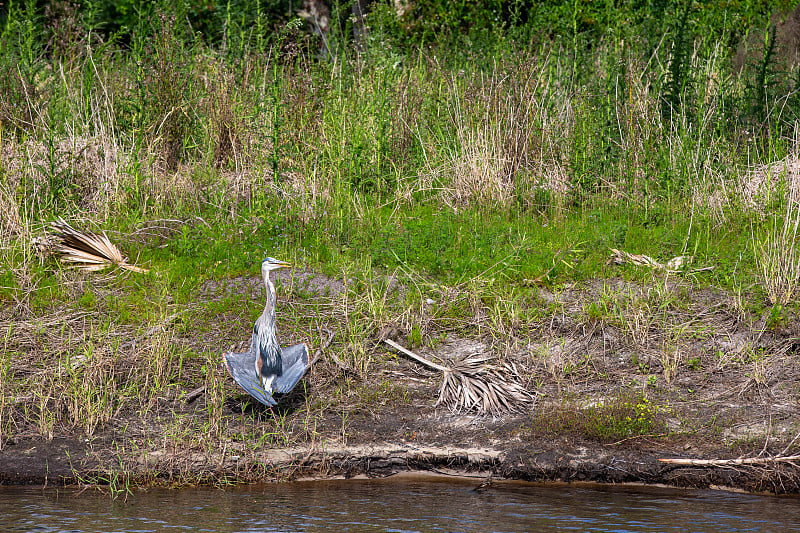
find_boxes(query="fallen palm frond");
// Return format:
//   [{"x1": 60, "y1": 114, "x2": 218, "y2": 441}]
[
  {"x1": 608, "y1": 248, "x2": 713, "y2": 274},
  {"x1": 49, "y1": 218, "x2": 149, "y2": 273},
  {"x1": 383, "y1": 339, "x2": 535, "y2": 416}
]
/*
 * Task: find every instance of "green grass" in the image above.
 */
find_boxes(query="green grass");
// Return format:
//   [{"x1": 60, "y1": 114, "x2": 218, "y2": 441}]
[{"x1": 106, "y1": 200, "x2": 762, "y2": 300}]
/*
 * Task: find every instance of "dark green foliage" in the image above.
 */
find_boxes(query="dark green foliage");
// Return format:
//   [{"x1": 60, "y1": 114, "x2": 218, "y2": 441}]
[
  {"x1": 2, "y1": 0, "x2": 796, "y2": 145},
  {"x1": 662, "y1": 0, "x2": 693, "y2": 123},
  {"x1": 84, "y1": 0, "x2": 293, "y2": 46},
  {"x1": 0, "y1": 0, "x2": 42, "y2": 134},
  {"x1": 127, "y1": 11, "x2": 199, "y2": 170},
  {"x1": 752, "y1": 25, "x2": 778, "y2": 127}
]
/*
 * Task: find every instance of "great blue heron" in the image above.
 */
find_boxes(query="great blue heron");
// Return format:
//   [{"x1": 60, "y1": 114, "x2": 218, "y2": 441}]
[{"x1": 222, "y1": 257, "x2": 310, "y2": 406}]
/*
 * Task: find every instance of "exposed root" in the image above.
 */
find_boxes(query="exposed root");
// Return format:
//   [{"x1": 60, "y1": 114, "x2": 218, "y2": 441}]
[
  {"x1": 661, "y1": 430, "x2": 800, "y2": 468},
  {"x1": 659, "y1": 455, "x2": 800, "y2": 466}
]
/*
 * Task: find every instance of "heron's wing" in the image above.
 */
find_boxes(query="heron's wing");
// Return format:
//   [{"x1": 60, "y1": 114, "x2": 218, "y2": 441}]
[
  {"x1": 273, "y1": 343, "x2": 310, "y2": 394},
  {"x1": 282, "y1": 342, "x2": 310, "y2": 368},
  {"x1": 223, "y1": 348, "x2": 277, "y2": 406}
]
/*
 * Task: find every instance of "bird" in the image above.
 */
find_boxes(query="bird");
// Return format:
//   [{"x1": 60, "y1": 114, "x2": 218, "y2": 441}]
[{"x1": 222, "y1": 256, "x2": 310, "y2": 407}]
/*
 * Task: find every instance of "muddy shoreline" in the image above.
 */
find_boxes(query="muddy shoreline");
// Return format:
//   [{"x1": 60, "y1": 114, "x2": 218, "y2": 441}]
[
  {"x1": 6, "y1": 412, "x2": 800, "y2": 495},
  {"x1": 3, "y1": 434, "x2": 799, "y2": 495}
]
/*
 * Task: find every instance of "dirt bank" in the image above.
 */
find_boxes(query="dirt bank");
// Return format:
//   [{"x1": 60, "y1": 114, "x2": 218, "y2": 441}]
[
  {"x1": 3, "y1": 274, "x2": 800, "y2": 494},
  {"x1": 2, "y1": 413, "x2": 799, "y2": 493}
]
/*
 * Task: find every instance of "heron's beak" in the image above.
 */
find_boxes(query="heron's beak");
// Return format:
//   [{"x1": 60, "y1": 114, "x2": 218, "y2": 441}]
[{"x1": 278, "y1": 261, "x2": 292, "y2": 269}]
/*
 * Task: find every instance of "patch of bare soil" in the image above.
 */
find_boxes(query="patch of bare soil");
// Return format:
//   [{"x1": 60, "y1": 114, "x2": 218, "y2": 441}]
[
  {"x1": 198, "y1": 269, "x2": 348, "y2": 302},
  {"x1": 3, "y1": 276, "x2": 800, "y2": 494}
]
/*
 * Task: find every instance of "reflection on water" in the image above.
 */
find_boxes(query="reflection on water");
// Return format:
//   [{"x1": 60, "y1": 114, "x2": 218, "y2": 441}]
[{"x1": 1, "y1": 475, "x2": 799, "y2": 532}]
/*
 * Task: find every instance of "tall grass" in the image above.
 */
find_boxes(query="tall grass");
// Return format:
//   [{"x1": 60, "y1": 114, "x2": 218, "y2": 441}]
[
  {"x1": 0, "y1": 5, "x2": 797, "y2": 226},
  {"x1": 0, "y1": 4, "x2": 796, "y2": 300}
]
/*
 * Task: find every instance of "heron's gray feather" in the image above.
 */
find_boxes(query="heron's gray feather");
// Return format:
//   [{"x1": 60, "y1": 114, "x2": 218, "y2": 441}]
[
  {"x1": 273, "y1": 343, "x2": 310, "y2": 393},
  {"x1": 255, "y1": 282, "x2": 282, "y2": 377},
  {"x1": 223, "y1": 349, "x2": 278, "y2": 406},
  {"x1": 255, "y1": 315, "x2": 282, "y2": 376}
]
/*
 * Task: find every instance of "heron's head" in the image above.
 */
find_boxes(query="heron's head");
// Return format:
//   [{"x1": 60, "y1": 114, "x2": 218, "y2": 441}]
[{"x1": 261, "y1": 256, "x2": 291, "y2": 274}]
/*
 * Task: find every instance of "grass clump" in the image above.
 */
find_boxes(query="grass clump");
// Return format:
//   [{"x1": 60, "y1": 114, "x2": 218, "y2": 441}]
[
  {"x1": 753, "y1": 196, "x2": 800, "y2": 306},
  {"x1": 529, "y1": 393, "x2": 669, "y2": 443}
]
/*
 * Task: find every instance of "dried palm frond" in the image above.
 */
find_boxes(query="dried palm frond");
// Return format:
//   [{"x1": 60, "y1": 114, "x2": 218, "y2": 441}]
[
  {"x1": 50, "y1": 218, "x2": 149, "y2": 273},
  {"x1": 608, "y1": 248, "x2": 713, "y2": 274},
  {"x1": 384, "y1": 339, "x2": 535, "y2": 416}
]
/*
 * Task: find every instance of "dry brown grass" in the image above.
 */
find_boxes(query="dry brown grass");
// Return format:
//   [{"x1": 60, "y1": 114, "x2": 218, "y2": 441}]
[
  {"x1": 701, "y1": 153, "x2": 800, "y2": 221},
  {"x1": 753, "y1": 197, "x2": 800, "y2": 306},
  {"x1": 420, "y1": 57, "x2": 569, "y2": 209},
  {"x1": 741, "y1": 155, "x2": 800, "y2": 212}
]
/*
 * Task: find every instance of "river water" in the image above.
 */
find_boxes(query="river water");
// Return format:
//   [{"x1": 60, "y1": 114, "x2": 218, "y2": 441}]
[{"x1": 2, "y1": 475, "x2": 799, "y2": 532}]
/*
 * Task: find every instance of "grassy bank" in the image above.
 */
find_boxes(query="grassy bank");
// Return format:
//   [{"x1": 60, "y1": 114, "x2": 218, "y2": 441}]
[{"x1": 2, "y1": 1, "x2": 800, "y2": 486}]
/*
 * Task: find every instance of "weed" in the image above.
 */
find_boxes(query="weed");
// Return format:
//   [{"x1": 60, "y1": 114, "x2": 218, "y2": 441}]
[
  {"x1": 0, "y1": 346, "x2": 11, "y2": 450},
  {"x1": 586, "y1": 301, "x2": 602, "y2": 323},
  {"x1": 530, "y1": 392, "x2": 668, "y2": 443}
]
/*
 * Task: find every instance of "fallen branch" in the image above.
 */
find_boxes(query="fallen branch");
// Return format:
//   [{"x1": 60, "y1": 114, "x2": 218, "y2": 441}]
[
  {"x1": 309, "y1": 326, "x2": 335, "y2": 367},
  {"x1": 185, "y1": 386, "x2": 206, "y2": 404},
  {"x1": 659, "y1": 455, "x2": 800, "y2": 466}
]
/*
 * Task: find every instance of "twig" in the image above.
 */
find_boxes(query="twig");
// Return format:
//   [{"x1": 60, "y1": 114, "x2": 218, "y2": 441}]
[
  {"x1": 604, "y1": 432, "x2": 672, "y2": 446},
  {"x1": 143, "y1": 312, "x2": 183, "y2": 337},
  {"x1": 522, "y1": 249, "x2": 566, "y2": 285},
  {"x1": 309, "y1": 326, "x2": 334, "y2": 367},
  {"x1": 327, "y1": 351, "x2": 350, "y2": 372},
  {"x1": 780, "y1": 430, "x2": 800, "y2": 457},
  {"x1": 185, "y1": 386, "x2": 206, "y2": 404}
]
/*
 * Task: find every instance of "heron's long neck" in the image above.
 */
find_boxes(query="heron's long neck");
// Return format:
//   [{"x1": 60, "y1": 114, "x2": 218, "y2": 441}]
[
  {"x1": 262, "y1": 272, "x2": 278, "y2": 326},
  {"x1": 255, "y1": 270, "x2": 282, "y2": 376}
]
